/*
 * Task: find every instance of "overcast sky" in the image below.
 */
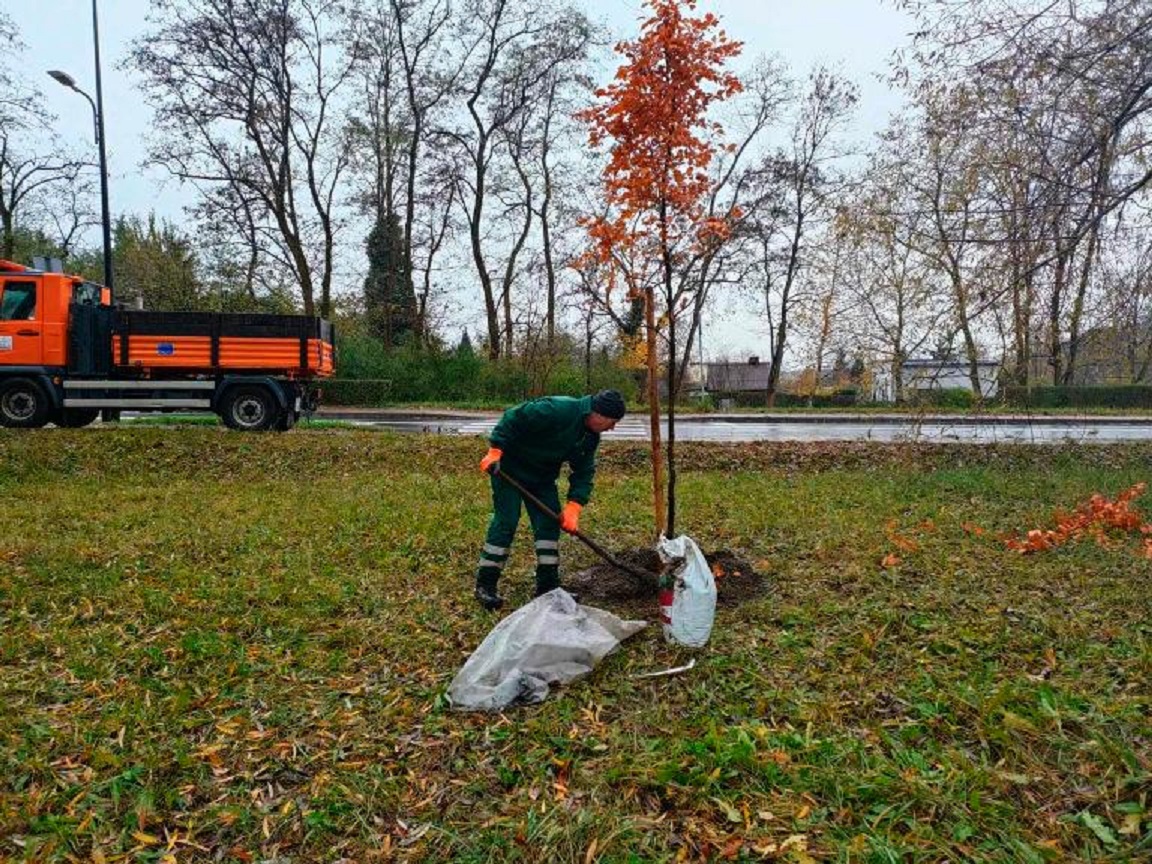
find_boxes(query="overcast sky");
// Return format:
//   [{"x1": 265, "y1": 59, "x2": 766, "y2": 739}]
[{"x1": 10, "y1": 0, "x2": 914, "y2": 358}]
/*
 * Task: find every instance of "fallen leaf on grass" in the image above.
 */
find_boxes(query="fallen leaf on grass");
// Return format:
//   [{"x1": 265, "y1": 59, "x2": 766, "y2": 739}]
[
  {"x1": 885, "y1": 520, "x2": 921, "y2": 552},
  {"x1": 1120, "y1": 812, "x2": 1144, "y2": 836},
  {"x1": 720, "y1": 837, "x2": 743, "y2": 859},
  {"x1": 710, "y1": 797, "x2": 743, "y2": 824}
]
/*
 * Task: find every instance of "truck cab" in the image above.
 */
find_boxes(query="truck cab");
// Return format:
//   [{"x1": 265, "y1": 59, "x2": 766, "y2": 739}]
[{"x1": 0, "y1": 261, "x2": 105, "y2": 367}]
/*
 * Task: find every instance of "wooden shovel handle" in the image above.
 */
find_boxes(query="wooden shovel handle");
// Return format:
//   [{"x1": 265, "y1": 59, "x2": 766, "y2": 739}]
[{"x1": 493, "y1": 467, "x2": 649, "y2": 583}]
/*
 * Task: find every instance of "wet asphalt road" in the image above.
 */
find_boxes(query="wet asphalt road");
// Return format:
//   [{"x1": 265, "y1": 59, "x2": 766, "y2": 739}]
[{"x1": 315, "y1": 410, "x2": 1152, "y2": 444}]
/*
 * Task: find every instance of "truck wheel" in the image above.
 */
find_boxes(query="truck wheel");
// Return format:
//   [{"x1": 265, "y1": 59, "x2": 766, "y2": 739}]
[
  {"x1": 57, "y1": 408, "x2": 100, "y2": 428},
  {"x1": 0, "y1": 378, "x2": 51, "y2": 429},
  {"x1": 221, "y1": 385, "x2": 278, "y2": 431}
]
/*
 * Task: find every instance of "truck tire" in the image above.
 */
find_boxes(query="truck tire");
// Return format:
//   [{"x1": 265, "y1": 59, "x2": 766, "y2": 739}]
[
  {"x1": 220, "y1": 385, "x2": 279, "y2": 432},
  {"x1": 57, "y1": 407, "x2": 100, "y2": 428},
  {"x1": 0, "y1": 378, "x2": 51, "y2": 429}
]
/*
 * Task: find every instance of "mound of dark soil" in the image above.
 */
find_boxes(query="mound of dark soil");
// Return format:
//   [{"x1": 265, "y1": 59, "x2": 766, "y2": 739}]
[{"x1": 566, "y1": 547, "x2": 768, "y2": 617}]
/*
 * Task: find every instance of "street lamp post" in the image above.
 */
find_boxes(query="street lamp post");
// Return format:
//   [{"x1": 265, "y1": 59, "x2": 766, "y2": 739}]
[{"x1": 47, "y1": 0, "x2": 113, "y2": 295}]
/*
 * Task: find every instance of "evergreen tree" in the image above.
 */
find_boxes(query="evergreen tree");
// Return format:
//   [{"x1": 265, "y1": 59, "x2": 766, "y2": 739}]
[
  {"x1": 456, "y1": 329, "x2": 474, "y2": 357},
  {"x1": 364, "y1": 210, "x2": 417, "y2": 346}
]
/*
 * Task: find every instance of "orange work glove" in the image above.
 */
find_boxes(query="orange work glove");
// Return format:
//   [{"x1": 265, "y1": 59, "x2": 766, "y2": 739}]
[
  {"x1": 479, "y1": 447, "x2": 503, "y2": 475},
  {"x1": 560, "y1": 501, "x2": 583, "y2": 534}
]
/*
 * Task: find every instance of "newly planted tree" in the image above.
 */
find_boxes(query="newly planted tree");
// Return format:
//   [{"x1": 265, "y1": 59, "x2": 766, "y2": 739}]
[{"x1": 579, "y1": 0, "x2": 741, "y2": 536}]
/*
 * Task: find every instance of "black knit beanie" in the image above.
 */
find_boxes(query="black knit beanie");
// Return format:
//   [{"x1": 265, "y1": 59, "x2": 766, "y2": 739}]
[{"x1": 591, "y1": 389, "x2": 626, "y2": 419}]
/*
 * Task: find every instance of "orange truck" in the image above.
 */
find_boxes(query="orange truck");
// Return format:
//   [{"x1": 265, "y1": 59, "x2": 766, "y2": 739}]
[{"x1": 0, "y1": 259, "x2": 335, "y2": 430}]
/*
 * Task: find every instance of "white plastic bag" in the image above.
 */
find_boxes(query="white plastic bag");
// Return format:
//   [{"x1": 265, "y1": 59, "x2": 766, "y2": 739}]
[
  {"x1": 657, "y1": 534, "x2": 716, "y2": 647},
  {"x1": 448, "y1": 589, "x2": 646, "y2": 711}
]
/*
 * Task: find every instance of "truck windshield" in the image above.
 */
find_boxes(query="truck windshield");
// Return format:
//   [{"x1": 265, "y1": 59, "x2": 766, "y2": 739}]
[{"x1": 73, "y1": 281, "x2": 103, "y2": 305}]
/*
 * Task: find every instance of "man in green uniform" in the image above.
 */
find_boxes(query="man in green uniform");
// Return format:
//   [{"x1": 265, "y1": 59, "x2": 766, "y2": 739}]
[{"x1": 474, "y1": 389, "x2": 627, "y2": 610}]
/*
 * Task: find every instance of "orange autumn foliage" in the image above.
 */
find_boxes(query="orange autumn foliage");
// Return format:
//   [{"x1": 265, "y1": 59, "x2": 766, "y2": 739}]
[
  {"x1": 578, "y1": 0, "x2": 744, "y2": 284},
  {"x1": 1004, "y1": 482, "x2": 1152, "y2": 555}
]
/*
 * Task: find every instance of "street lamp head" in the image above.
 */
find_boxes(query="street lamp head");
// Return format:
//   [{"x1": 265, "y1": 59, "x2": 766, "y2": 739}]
[{"x1": 47, "y1": 69, "x2": 78, "y2": 89}]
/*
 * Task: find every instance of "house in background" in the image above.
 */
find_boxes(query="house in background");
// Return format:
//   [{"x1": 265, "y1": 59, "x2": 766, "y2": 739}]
[
  {"x1": 704, "y1": 356, "x2": 772, "y2": 396},
  {"x1": 901, "y1": 358, "x2": 1000, "y2": 399}
]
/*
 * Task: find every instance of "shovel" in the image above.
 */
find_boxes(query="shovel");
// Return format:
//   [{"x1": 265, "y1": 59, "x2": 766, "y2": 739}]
[{"x1": 493, "y1": 467, "x2": 651, "y2": 585}]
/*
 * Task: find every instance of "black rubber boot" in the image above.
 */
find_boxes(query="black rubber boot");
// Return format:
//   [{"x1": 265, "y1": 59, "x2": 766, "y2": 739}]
[
  {"x1": 474, "y1": 583, "x2": 504, "y2": 611},
  {"x1": 534, "y1": 564, "x2": 560, "y2": 596}
]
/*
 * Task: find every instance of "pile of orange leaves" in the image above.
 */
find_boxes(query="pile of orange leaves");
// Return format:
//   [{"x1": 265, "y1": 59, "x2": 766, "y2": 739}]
[
  {"x1": 1001, "y1": 482, "x2": 1152, "y2": 557},
  {"x1": 881, "y1": 485, "x2": 1152, "y2": 567}
]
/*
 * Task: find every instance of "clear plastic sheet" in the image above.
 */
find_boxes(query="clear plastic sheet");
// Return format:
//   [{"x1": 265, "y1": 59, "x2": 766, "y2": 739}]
[{"x1": 448, "y1": 589, "x2": 646, "y2": 711}]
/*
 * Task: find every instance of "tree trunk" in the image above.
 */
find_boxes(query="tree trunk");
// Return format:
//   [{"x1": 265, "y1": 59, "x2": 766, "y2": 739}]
[
  {"x1": 766, "y1": 315, "x2": 789, "y2": 408},
  {"x1": 1063, "y1": 138, "x2": 1111, "y2": 386},
  {"x1": 541, "y1": 196, "x2": 557, "y2": 351},
  {"x1": 584, "y1": 314, "x2": 594, "y2": 389},
  {"x1": 960, "y1": 319, "x2": 982, "y2": 400},
  {"x1": 1010, "y1": 248, "x2": 1032, "y2": 386},
  {"x1": 468, "y1": 138, "x2": 500, "y2": 360},
  {"x1": 1, "y1": 211, "x2": 12, "y2": 260},
  {"x1": 539, "y1": 80, "x2": 559, "y2": 351},
  {"x1": 663, "y1": 232, "x2": 677, "y2": 537},
  {"x1": 1048, "y1": 250, "x2": 1068, "y2": 385},
  {"x1": 499, "y1": 159, "x2": 534, "y2": 359},
  {"x1": 1063, "y1": 227, "x2": 1098, "y2": 386},
  {"x1": 765, "y1": 192, "x2": 806, "y2": 407},
  {"x1": 675, "y1": 284, "x2": 705, "y2": 398},
  {"x1": 645, "y1": 284, "x2": 665, "y2": 538}
]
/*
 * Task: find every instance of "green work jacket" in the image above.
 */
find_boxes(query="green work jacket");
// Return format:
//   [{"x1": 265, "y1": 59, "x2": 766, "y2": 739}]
[{"x1": 489, "y1": 395, "x2": 601, "y2": 504}]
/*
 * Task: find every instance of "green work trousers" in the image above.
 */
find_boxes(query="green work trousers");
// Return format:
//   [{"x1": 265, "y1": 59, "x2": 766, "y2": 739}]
[{"x1": 476, "y1": 471, "x2": 561, "y2": 594}]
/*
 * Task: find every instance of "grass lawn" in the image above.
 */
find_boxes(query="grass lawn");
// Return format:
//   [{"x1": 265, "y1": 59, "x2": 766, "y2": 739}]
[{"x1": 1, "y1": 429, "x2": 1149, "y2": 862}]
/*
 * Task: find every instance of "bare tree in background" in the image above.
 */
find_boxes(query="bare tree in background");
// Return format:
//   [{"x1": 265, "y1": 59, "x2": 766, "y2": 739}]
[
  {"x1": 0, "y1": 12, "x2": 91, "y2": 261},
  {"x1": 391, "y1": 0, "x2": 462, "y2": 347},
  {"x1": 440, "y1": 0, "x2": 593, "y2": 360},
  {"x1": 744, "y1": 67, "x2": 857, "y2": 406},
  {"x1": 915, "y1": 95, "x2": 994, "y2": 395},
  {"x1": 1103, "y1": 243, "x2": 1152, "y2": 382},
  {"x1": 667, "y1": 58, "x2": 791, "y2": 401},
  {"x1": 0, "y1": 11, "x2": 25, "y2": 125},
  {"x1": 131, "y1": 0, "x2": 361, "y2": 317},
  {"x1": 836, "y1": 139, "x2": 949, "y2": 400},
  {"x1": 896, "y1": 0, "x2": 1152, "y2": 386},
  {"x1": 0, "y1": 140, "x2": 89, "y2": 263},
  {"x1": 348, "y1": 0, "x2": 462, "y2": 346},
  {"x1": 531, "y1": 67, "x2": 571, "y2": 352}
]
